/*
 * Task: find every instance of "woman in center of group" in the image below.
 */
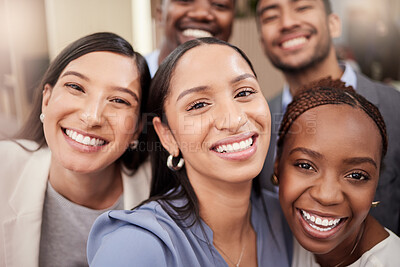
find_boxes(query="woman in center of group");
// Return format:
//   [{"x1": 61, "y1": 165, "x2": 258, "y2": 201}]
[{"x1": 87, "y1": 38, "x2": 291, "y2": 266}]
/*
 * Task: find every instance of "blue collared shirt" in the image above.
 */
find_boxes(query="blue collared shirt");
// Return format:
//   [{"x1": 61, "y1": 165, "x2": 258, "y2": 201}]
[{"x1": 87, "y1": 189, "x2": 291, "y2": 267}]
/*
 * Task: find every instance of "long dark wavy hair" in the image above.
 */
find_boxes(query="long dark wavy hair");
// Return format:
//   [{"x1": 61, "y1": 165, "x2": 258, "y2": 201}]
[
  {"x1": 12, "y1": 32, "x2": 151, "y2": 171},
  {"x1": 143, "y1": 38, "x2": 277, "y2": 239}
]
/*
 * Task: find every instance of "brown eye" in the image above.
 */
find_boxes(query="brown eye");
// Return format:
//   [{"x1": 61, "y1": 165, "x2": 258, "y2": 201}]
[
  {"x1": 187, "y1": 101, "x2": 209, "y2": 111},
  {"x1": 346, "y1": 172, "x2": 370, "y2": 181},
  {"x1": 66, "y1": 83, "x2": 84, "y2": 92},
  {"x1": 296, "y1": 162, "x2": 314, "y2": 170}
]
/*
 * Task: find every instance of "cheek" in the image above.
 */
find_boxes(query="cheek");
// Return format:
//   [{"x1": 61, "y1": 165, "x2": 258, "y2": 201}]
[
  {"x1": 175, "y1": 115, "x2": 210, "y2": 153},
  {"x1": 248, "y1": 100, "x2": 271, "y2": 132},
  {"x1": 113, "y1": 111, "x2": 139, "y2": 137},
  {"x1": 175, "y1": 114, "x2": 207, "y2": 136},
  {"x1": 348, "y1": 187, "x2": 376, "y2": 217},
  {"x1": 278, "y1": 165, "x2": 307, "y2": 208}
]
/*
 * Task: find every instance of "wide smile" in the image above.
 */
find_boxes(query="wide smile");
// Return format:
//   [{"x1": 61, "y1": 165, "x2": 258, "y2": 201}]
[
  {"x1": 280, "y1": 36, "x2": 308, "y2": 49},
  {"x1": 182, "y1": 28, "x2": 214, "y2": 39},
  {"x1": 297, "y1": 208, "x2": 347, "y2": 239},
  {"x1": 210, "y1": 133, "x2": 257, "y2": 161},
  {"x1": 63, "y1": 128, "x2": 108, "y2": 147}
]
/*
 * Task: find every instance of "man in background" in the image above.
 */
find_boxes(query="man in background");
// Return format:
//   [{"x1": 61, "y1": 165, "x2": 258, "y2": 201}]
[
  {"x1": 146, "y1": 0, "x2": 235, "y2": 77},
  {"x1": 256, "y1": 0, "x2": 400, "y2": 234}
]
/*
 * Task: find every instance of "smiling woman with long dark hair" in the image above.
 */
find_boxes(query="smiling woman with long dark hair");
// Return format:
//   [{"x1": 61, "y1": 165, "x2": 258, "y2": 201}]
[
  {"x1": 87, "y1": 38, "x2": 292, "y2": 267},
  {"x1": 0, "y1": 32, "x2": 151, "y2": 267}
]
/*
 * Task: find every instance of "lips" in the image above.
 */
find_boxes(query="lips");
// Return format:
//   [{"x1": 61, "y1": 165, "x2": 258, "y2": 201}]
[
  {"x1": 182, "y1": 28, "x2": 213, "y2": 38},
  {"x1": 214, "y1": 137, "x2": 253, "y2": 153},
  {"x1": 210, "y1": 133, "x2": 258, "y2": 161},
  {"x1": 298, "y1": 208, "x2": 347, "y2": 238},
  {"x1": 63, "y1": 128, "x2": 107, "y2": 147},
  {"x1": 281, "y1": 36, "x2": 308, "y2": 49}
]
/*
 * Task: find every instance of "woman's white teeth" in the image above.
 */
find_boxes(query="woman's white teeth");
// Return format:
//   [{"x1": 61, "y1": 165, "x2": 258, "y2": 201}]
[
  {"x1": 182, "y1": 29, "x2": 213, "y2": 38},
  {"x1": 215, "y1": 137, "x2": 253, "y2": 153},
  {"x1": 65, "y1": 129, "x2": 105, "y2": 146},
  {"x1": 282, "y1": 36, "x2": 307, "y2": 49},
  {"x1": 301, "y1": 210, "x2": 341, "y2": 231}
]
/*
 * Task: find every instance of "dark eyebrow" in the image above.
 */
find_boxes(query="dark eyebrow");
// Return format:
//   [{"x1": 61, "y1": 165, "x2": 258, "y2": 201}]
[
  {"x1": 61, "y1": 71, "x2": 90, "y2": 81},
  {"x1": 343, "y1": 157, "x2": 377, "y2": 169},
  {"x1": 230, "y1": 73, "x2": 257, "y2": 84},
  {"x1": 289, "y1": 147, "x2": 323, "y2": 159},
  {"x1": 113, "y1": 87, "x2": 139, "y2": 102},
  {"x1": 176, "y1": 86, "x2": 210, "y2": 102}
]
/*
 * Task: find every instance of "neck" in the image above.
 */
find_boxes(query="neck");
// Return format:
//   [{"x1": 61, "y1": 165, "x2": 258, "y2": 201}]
[
  {"x1": 158, "y1": 41, "x2": 175, "y2": 66},
  {"x1": 188, "y1": 173, "x2": 257, "y2": 267},
  {"x1": 193, "y1": 179, "x2": 254, "y2": 243},
  {"x1": 284, "y1": 48, "x2": 343, "y2": 96},
  {"x1": 48, "y1": 158, "x2": 123, "y2": 210}
]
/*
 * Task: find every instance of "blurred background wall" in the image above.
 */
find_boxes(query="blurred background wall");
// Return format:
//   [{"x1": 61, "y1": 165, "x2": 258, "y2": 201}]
[{"x1": 1, "y1": 0, "x2": 399, "y2": 138}]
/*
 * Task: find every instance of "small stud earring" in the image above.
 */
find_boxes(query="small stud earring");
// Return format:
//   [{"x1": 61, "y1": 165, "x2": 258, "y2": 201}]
[
  {"x1": 129, "y1": 140, "x2": 139, "y2": 150},
  {"x1": 39, "y1": 113, "x2": 45, "y2": 123},
  {"x1": 271, "y1": 174, "x2": 279, "y2": 186},
  {"x1": 371, "y1": 201, "x2": 380, "y2": 208}
]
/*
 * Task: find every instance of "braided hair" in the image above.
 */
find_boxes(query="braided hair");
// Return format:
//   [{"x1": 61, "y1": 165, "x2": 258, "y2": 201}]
[{"x1": 276, "y1": 78, "x2": 388, "y2": 161}]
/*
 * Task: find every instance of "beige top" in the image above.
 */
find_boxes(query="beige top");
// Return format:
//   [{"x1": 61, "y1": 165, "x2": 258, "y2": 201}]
[{"x1": 0, "y1": 140, "x2": 151, "y2": 267}]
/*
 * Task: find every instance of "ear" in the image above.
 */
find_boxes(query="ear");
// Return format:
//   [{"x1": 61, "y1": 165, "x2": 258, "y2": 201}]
[
  {"x1": 328, "y1": 13, "x2": 341, "y2": 39},
  {"x1": 153, "y1": 116, "x2": 179, "y2": 156},
  {"x1": 41, "y1": 84, "x2": 53, "y2": 114}
]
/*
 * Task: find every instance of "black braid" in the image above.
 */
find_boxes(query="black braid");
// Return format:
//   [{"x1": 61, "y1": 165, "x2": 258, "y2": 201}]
[{"x1": 277, "y1": 78, "x2": 388, "y2": 158}]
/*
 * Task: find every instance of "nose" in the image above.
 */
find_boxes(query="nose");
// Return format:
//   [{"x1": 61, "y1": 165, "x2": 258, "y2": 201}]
[
  {"x1": 309, "y1": 173, "x2": 344, "y2": 206},
  {"x1": 79, "y1": 97, "x2": 105, "y2": 127},
  {"x1": 214, "y1": 100, "x2": 248, "y2": 132},
  {"x1": 187, "y1": 0, "x2": 214, "y2": 21},
  {"x1": 280, "y1": 9, "x2": 300, "y2": 31}
]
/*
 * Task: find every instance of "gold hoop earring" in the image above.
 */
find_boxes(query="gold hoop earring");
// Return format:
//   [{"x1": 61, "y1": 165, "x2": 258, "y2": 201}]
[
  {"x1": 371, "y1": 201, "x2": 380, "y2": 208},
  {"x1": 271, "y1": 174, "x2": 279, "y2": 186},
  {"x1": 167, "y1": 154, "x2": 184, "y2": 171}
]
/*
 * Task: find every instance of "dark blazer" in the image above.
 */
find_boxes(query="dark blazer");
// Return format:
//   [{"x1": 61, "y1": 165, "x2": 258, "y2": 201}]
[{"x1": 260, "y1": 72, "x2": 400, "y2": 235}]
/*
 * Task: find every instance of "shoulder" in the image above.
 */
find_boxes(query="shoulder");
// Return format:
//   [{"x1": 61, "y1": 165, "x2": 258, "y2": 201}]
[
  {"x1": 356, "y1": 73, "x2": 400, "y2": 107},
  {"x1": 357, "y1": 229, "x2": 400, "y2": 267},
  {"x1": 122, "y1": 159, "x2": 151, "y2": 209},
  {"x1": 268, "y1": 93, "x2": 283, "y2": 114},
  {"x1": 0, "y1": 139, "x2": 40, "y2": 154},
  {"x1": 259, "y1": 188, "x2": 281, "y2": 210},
  {"x1": 87, "y1": 201, "x2": 179, "y2": 266},
  {"x1": 0, "y1": 139, "x2": 49, "y2": 176}
]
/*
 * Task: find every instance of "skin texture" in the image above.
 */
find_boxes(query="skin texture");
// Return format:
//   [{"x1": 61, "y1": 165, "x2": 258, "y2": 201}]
[
  {"x1": 153, "y1": 44, "x2": 271, "y2": 267},
  {"x1": 41, "y1": 51, "x2": 142, "y2": 208},
  {"x1": 256, "y1": 0, "x2": 342, "y2": 91},
  {"x1": 158, "y1": 0, "x2": 235, "y2": 64},
  {"x1": 276, "y1": 105, "x2": 385, "y2": 266}
]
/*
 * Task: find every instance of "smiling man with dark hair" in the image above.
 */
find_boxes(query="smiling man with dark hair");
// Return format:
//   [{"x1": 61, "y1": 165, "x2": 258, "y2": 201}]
[{"x1": 145, "y1": 0, "x2": 235, "y2": 77}]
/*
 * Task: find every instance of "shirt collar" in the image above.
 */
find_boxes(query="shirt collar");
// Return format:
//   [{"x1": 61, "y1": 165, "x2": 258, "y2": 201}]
[{"x1": 281, "y1": 61, "x2": 358, "y2": 112}]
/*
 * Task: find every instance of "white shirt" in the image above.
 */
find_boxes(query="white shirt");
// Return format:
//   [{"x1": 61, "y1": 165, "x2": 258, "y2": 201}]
[
  {"x1": 292, "y1": 228, "x2": 400, "y2": 267},
  {"x1": 145, "y1": 49, "x2": 160, "y2": 78}
]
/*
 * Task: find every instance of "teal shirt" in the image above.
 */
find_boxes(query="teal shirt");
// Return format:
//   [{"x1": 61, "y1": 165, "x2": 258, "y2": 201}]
[{"x1": 87, "y1": 189, "x2": 292, "y2": 267}]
